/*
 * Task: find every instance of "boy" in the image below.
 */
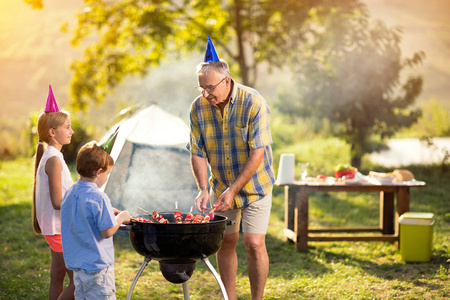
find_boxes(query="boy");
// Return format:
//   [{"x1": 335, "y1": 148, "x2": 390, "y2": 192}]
[{"x1": 61, "y1": 141, "x2": 131, "y2": 299}]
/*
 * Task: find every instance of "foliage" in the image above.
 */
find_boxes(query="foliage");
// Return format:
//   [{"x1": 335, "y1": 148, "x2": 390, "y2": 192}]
[
  {"x1": 1, "y1": 155, "x2": 449, "y2": 299},
  {"x1": 0, "y1": 126, "x2": 29, "y2": 161},
  {"x1": 270, "y1": 115, "x2": 319, "y2": 151},
  {"x1": 419, "y1": 137, "x2": 450, "y2": 170},
  {"x1": 273, "y1": 137, "x2": 351, "y2": 177},
  {"x1": 22, "y1": 0, "x2": 43, "y2": 9},
  {"x1": 282, "y1": 6, "x2": 424, "y2": 168},
  {"x1": 270, "y1": 116, "x2": 389, "y2": 175},
  {"x1": 26, "y1": 0, "x2": 365, "y2": 112},
  {"x1": 400, "y1": 98, "x2": 450, "y2": 138}
]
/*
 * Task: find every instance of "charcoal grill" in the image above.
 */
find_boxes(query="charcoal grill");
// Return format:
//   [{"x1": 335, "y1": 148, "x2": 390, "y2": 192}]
[{"x1": 120, "y1": 212, "x2": 231, "y2": 300}]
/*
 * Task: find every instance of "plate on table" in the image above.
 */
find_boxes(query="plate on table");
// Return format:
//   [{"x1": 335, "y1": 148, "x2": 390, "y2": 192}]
[
  {"x1": 341, "y1": 172, "x2": 369, "y2": 185},
  {"x1": 342, "y1": 178, "x2": 367, "y2": 185},
  {"x1": 367, "y1": 171, "x2": 396, "y2": 185},
  {"x1": 366, "y1": 176, "x2": 395, "y2": 185},
  {"x1": 306, "y1": 177, "x2": 336, "y2": 186}
]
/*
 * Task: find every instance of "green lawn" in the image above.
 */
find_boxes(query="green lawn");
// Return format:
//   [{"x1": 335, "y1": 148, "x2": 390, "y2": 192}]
[{"x1": 1, "y1": 158, "x2": 449, "y2": 299}]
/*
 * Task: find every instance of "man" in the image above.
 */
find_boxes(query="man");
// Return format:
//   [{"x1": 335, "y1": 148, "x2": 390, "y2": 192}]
[{"x1": 188, "y1": 36, "x2": 275, "y2": 300}]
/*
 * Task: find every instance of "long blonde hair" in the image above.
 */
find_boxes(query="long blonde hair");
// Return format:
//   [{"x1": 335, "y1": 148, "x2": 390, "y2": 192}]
[{"x1": 32, "y1": 111, "x2": 70, "y2": 234}]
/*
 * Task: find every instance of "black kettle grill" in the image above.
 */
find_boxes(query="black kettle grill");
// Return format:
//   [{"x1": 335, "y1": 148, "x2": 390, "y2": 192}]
[{"x1": 120, "y1": 212, "x2": 232, "y2": 300}]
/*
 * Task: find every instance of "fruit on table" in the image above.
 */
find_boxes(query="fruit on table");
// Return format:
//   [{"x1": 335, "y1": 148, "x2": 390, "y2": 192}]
[
  {"x1": 334, "y1": 164, "x2": 357, "y2": 179},
  {"x1": 334, "y1": 164, "x2": 356, "y2": 172},
  {"x1": 316, "y1": 174, "x2": 327, "y2": 180}
]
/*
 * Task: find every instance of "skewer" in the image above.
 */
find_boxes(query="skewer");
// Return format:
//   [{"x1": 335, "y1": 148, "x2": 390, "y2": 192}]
[
  {"x1": 204, "y1": 201, "x2": 223, "y2": 222},
  {"x1": 209, "y1": 200, "x2": 223, "y2": 214},
  {"x1": 173, "y1": 201, "x2": 183, "y2": 223},
  {"x1": 185, "y1": 206, "x2": 194, "y2": 222},
  {"x1": 130, "y1": 216, "x2": 153, "y2": 223},
  {"x1": 138, "y1": 207, "x2": 151, "y2": 215},
  {"x1": 208, "y1": 205, "x2": 218, "y2": 215}
]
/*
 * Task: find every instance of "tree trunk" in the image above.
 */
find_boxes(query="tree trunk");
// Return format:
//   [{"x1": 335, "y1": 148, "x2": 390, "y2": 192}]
[
  {"x1": 350, "y1": 143, "x2": 362, "y2": 169},
  {"x1": 233, "y1": 0, "x2": 250, "y2": 86},
  {"x1": 350, "y1": 154, "x2": 361, "y2": 170}
]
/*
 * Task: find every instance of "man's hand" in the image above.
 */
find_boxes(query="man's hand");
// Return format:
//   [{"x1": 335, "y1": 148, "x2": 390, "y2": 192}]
[
  {"x1": 214, "y1": 148, "x2": 264, "y2": 212},
  {"x1": 191, "y1": 154, "x2": 210, "y2": 213},
  {"x1": 194, "y1": 190, "x2": 210, "y2": 213},
  {"x1": 215, "y1": 188, "x2": 235, "y2": 212}
]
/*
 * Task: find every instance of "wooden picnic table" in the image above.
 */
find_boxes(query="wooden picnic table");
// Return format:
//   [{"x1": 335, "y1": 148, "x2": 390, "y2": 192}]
[{"x1": 277, "y1": 180, "x2": 426, "y2": 252}]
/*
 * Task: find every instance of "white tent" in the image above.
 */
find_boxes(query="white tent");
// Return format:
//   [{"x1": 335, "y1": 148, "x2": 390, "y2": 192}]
[{"x1": 99, "y1": 105, "x2": 197, "y2": 215}]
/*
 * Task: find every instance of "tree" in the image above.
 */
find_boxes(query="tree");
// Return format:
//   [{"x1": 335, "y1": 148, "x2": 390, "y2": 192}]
[
  {"x1": 284, "y1": 6, "x2": 423, "y2": 168},
  {"x1": 23, "y1": 0, "x2": 43, "y2": 9},
  {"x1": 24, "y1": 0, "x2": 365, "y2": 112}
]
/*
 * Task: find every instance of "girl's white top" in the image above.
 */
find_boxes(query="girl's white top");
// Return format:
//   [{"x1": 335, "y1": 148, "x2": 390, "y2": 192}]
[{"x1": 36, "y1": 146, "x2": 74, "y2": 235}]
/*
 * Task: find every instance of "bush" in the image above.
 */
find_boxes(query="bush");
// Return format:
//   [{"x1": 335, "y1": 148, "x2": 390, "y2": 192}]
[
  {"x1": 397, "y1": 98, "x2": 450, "y2": 138},
  {"x1": 0, "y1": 118, "x2": 31, "y2": 161},
  {"x1": 273, "y1": 138, "x2": 350, "y2": 177}
]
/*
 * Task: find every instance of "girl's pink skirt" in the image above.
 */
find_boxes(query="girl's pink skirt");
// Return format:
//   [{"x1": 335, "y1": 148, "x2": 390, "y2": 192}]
[{"x1": 43, "y1": 234, "x2": 63, "y2": 253}]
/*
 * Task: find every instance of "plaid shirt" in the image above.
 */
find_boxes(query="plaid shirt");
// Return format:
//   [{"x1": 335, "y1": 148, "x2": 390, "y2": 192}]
[{"x1": 189, "y1": 79, "x2": 275, "y2": 208}]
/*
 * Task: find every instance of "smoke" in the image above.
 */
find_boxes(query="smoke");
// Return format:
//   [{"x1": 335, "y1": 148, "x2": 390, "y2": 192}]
[{"x1": 107, "y1": 143, "x2": 198, "y2": 216}]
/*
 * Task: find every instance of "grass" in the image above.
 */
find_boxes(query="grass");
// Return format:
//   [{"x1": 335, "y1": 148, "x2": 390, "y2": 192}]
[{"x1": 1, "y1": 157, "x2": 449, "y2": 299}]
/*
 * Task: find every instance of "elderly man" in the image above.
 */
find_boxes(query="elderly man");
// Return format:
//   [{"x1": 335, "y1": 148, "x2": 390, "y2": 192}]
[{"x1": 188, "y1": 37, "x2": 275, "y2": 300}]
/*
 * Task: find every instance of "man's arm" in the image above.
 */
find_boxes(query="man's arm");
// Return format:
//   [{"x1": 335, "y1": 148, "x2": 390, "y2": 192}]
[
  {"x1": 191, "y1": 154, "x2": 210, "y2": 213},
  {"x1": 216, "y1": 147, "x2": 265, "y2": 212}
]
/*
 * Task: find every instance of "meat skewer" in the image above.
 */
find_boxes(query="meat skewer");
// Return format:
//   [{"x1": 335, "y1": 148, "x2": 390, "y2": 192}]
[
  {"x1": 136, "y1": 205, "x2": 217, "y2": 224},
  {"x1": 138, "y1": 207, "x2": 151, "y2": 215},
  {"x1": 184, "y1": 206, "x2": 194, "y2": 223},
  {"x1": 136, "y1": 207, "x2": 154, "y2": 222},
  {"x1": 204, "y1": 200, "x2": 223, "y2": 222},
  {"x1": 209, "y1": 200, "x2": 222, "y2": 214},
  {"x1": 133, "y1": 216, "x2": 153, "y2": 223},
  {"x1": 192, "y1": 214, "x2": 204, "y2": 223},
  {"x1": 173, "y1": 202, "x2": 183, "y2": 223},
  {"x1": 152, "y1": 209, "x2": 169, "y2": 224}
]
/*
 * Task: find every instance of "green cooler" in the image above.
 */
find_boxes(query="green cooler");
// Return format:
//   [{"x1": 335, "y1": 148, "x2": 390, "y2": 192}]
[{"x1": 399, "y1": 212, "x2": 434, "y2": 262}]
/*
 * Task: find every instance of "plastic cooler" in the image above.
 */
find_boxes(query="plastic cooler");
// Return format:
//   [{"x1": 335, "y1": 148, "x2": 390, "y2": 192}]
[{"x1": 399, "y1": 212, "x2": 434, "y2": 262}]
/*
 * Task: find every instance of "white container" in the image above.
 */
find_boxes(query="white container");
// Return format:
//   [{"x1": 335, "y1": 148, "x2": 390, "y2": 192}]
[{"x1": 276, "y1": 153, "x2": 295, "y2": 184}]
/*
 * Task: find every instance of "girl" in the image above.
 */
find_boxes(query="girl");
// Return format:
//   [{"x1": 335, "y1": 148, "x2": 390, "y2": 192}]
[{"x1": 32, "y1": 86, "x2": 75, "y2": 300}]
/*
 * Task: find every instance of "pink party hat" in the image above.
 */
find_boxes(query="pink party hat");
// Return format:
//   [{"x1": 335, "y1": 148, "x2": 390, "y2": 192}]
[
  {"x1": 45, "y1": 85, "x2": 60, "y2": 112},
  {"x1": 204, "y1": 36, "x2": 219, "y2": 63}
]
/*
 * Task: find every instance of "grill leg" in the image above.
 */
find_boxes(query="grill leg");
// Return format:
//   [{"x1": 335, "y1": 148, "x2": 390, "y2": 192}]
[
  {"x1": 127, "y1": 257, "x2": 151, "y2": 300},
  {"x1": 201, "y1": 256, "x2": 229, "y2": 300},
  {"x1": 182, "y1": 281, "x2": 190, "y2": 300}
]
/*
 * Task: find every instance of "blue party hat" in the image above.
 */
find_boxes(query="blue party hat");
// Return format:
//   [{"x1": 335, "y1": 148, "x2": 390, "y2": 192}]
[{"x1": 204, "y1": 36, "x2": 219, "y2": 62}]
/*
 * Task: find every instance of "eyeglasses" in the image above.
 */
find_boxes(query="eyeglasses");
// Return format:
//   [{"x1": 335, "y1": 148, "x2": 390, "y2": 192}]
[{"x1": 195, "y1": 77, "x2": 227, "y2": 93}]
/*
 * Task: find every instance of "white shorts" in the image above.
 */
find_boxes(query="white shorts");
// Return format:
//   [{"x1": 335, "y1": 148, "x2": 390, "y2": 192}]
[
  {"x1": 211, "y1": 189, "x2": 272, "y2": 235},
  {"x1": 74, "y1": 265, "x2": 116, "y2": 300}
]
